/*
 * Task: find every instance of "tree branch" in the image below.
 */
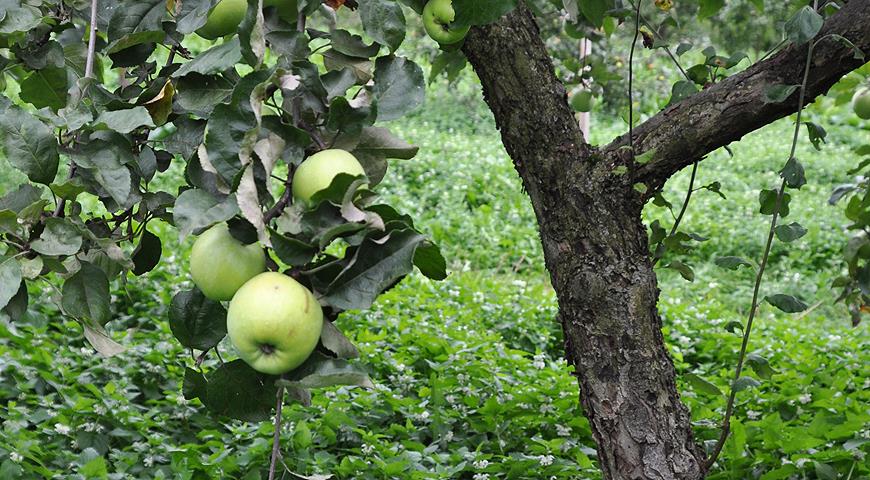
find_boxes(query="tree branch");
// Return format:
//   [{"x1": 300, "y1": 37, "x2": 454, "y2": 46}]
[
  {"x1": 85, "y1": 0, "x2": 99, "y2": 79},
  {"x1": 605, "y1": 0, "x2": 870, "y2": 191}
]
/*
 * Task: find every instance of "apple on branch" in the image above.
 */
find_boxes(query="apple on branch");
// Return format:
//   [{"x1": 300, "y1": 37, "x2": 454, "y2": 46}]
[
  {"x1": 291, "y1": 149, "x2": 367, "y2": 205},
  {"x1": 227, "y1": 272, "x2": 324, "y2": 375},
  {"x1": 189, "y1": 223, "x2": 266, "y2": 301},
  {"x1": 854, "y1": 87, "x2": 870, "y2": 120},
  {"x1": 196, "y1": 0, "x2": 297, "y2": 40},
  {"x1": 422, "y1": 0, "x2": 470, "y2": 46}
]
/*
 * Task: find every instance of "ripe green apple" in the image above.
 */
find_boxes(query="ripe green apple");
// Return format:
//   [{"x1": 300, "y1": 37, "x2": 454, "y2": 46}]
[
  {"x1": 189, "y1": 223, "x2": 266, "y2": 301},
  {"x1": 226, "y1": 272, "x2": 324, "y2": 375},
  {"x1": 854, "y1": 88, "x2": 870, "y2": 120},
  {"x1": 570, "y1": 89, "x2": 594, "y2": 113},
  {"x1": 196, "y1": 0, "x2": 247, "y2": 40},
  {"x1": 292, "y1": 149, "x2": 367, "y2": 205},
  {"x1": 422, "y1": 0, "x2": 470, "y2": 46}
]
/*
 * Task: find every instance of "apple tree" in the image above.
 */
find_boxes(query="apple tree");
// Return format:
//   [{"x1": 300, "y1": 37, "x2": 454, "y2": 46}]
[{"x1": 1, "y1": 0, "x2": 870, "y2": 479}]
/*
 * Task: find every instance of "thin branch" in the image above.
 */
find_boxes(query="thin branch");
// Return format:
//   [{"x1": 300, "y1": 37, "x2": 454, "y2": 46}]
[
  {"x1": 652, "y1": 160, "x2": 698, "y2": 266},
  {"x1": 268, "y1": 386, "x2": 285, "y2": 480},
  {"x1": 53, "y1": 164, "x2": 77, "y2": 217},
  {"x1": 627, "y1": 0, "x2": 642, "y2": 157},
  {"x1": 84, "y1": 0, "x2": 99, "y2": 79},
  {"x1": 705, "y1": 2, "x2": 818, "y2": 468}
]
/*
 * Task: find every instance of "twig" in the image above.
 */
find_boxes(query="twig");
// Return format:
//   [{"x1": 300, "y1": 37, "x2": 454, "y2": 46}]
[
  {"x1": 53, "y1": 164, "x2": 77, "y2": 217},
  {"x1": 263, "y1": 180, "x2": 293, "y2": 224},
  {"x1": 268, "y1": 386, "x2": 285, "y2": 480},
  {"x1": 705, "y1": 2, "x2": 818, "y2": 468},
  {"x1": 652, "y1": 160, "x2": 698, "y2": 266},
  {"x1": 84, "y1": 0, "x2": 99, "y2": 79},
  {"x1": 627, "y1": 0, "x2": 642, "y2": 157}
]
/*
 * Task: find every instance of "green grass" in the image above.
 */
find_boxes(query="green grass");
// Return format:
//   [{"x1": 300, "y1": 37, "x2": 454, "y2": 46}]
[{"x1": 1, "y1": 76, "x2": 869, "y2": 479}]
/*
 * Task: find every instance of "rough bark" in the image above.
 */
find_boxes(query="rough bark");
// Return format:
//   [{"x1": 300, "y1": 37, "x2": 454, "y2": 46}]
[{"x1": 461, "y1": 1, "x2": 870, "y2": 479}]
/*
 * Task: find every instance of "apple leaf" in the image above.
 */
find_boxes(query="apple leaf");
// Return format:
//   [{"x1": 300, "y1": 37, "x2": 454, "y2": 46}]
[
  {"x1": 62, "y1": 262, "x2": 111, "y2": 326},
  {"x1": 183, "y1": 367, "x2": 208, "y2": 401},
  {"x1": 324, "y1": 228, "x2": 427, "y2": 311},
  {"x1": 204, "y1": 360, "x2": 278, "y2": 422},
  {"x1": 173, "y1": 38, "x2": 243, "y2": 78},
  {"x1": 684, "y1": 373, "x2": 723, "y2": 397},
  {"x1": 764, "y1": 294, "x2": 808, "y2": 313},
  {"x1": 371, "y1": 56, "x2": 425, "y2": 122},
  {"x1": 784, "y1": 6, "x2": 824, "y2": 45},
  {"x1": 172, "y1": 189, "x2": 240, "y2": 239},
  {"x1": 320, "y1": 320, "x2": 360, "y2": 359},
  {"x1": 30, "y1": 218, "x2": 83, "y2": 257},
  {"x1": 82, "y1": 321, "x2": 126, "y2": 357},
  {"x1": 2, "y1": 281, "x2": 28, "y2": 321},
  {"x1": 169, "y1": 289, "x2": 228, "y2": 351},
  {"x1": 280, "y1": 352, "x2": 373, "y2": 389},
  {"x1": 0, "y1": 256, "x2": 23, "y2": 311},
  {"x1": 746, "y1": 353, "x2": 776, "y2": 380},
  {"x1": 270, "y1": 229, "x2": 317, "y2": 267},
  {"x1": 132, "y1": 229, "x2": 162, "y2": 276},
  {"x1": 0, "y1": 106, "x2": 60, "y2": 185},
  {"x1": 453, "y1": 0, "x2": 518, "y2": 28},
  {"x1": 733, "y1": 376, "x2": 762, "y2": 392},
  {"x1": 176, "y1": 0, "x2": 220, "y2": 34},
  {"x1": 359, "y1": 0, "x2": 406, "y2": 52}
]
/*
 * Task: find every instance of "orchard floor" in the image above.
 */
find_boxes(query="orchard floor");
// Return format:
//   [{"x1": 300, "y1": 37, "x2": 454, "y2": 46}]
[{"x1": 1, "y1": 78, "x2": 868, "y2": 479}]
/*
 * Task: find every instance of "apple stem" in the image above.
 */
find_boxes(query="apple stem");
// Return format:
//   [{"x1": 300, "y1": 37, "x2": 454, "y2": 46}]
[{"x1": 268, "y1": 386, "x2": 285, "y2": 480}]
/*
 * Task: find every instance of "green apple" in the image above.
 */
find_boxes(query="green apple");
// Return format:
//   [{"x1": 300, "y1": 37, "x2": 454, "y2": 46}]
[
  {"x1": 226, "y1": 272, "x2": 324, "y2": 375},
  {"x1": 570, "y1": 89, "x2": 594, "y2": 113},
  {"x1": 189, "y1": 223, "x2": 266, "y2": 301},
  {"x1": 422, "y1": 0, "x2": 470, "y2": 46},
  {"x1": 264, "y1": 0, "x2": 297, "y2": 22},
  {"x1": 292, "y1": 149, "x2": 367, "y2": 205},
  {"x1": 196, "y1": 0, "x2": 247, "y2": 40},
  {"x1": 854, "y1": 88, "x2": 870, "y2": 120}
]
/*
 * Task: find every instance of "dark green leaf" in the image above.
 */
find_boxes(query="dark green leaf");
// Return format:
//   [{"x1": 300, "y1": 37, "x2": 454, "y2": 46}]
[
  {"x1": 666, "y1": 260, "x2": 695, "y2": 282},
  {"x1": 684, "y1": 373, "x2": 723, "y2": 396},
  {"x1": 175, "y1": 74, "x2": 235, "y2": 117},
  {"x1": 360, "y1": 0, "x2": 406, "y2": 52},
  {"x1": 203, "y1": 102, "x2": 256, "y2": 183},
  {"x1": 774, "y1": 222, "x2": 807, "y2": 242},
  {"x1": 453, "y1": 0, "x2": 518, "y2": 27},
  {"x1": 784, "y1": 6, "x2": 823, "y2": 45},
  {"x1": 173, "y1": 38, "x2": 243, "y2": 78},
  {"x1": 19, "y1": 68, "x2": 68, "y2": 110},
  {"x1": 667, "y1": 80, "x2": 699, "y2": 106},
  {"x1": 733, "y1": 376, "x2": 761, "y2": 392},
  {"x1": 780, "y1": 157, "x2": 806, "y2": 189},
  {"x1": 30, "y1": 218, "x2": 82, "y2": 256},
  {"x1": 283, "y1": 352, "x2": 373, "y2": 389},
  {"x1": 413, "y1": 241, "x2": 447, "y2": 281},
  {"x1": 93, "y1": 107, "x2": 156, "y2": 134},
  {"x1": 698, "y1": 0, "x2": 724, "y2": 18},
  {"x1": 764, "y1": 84, "x2": 799, "y2": 104},
  {"x1": 758, "y1": 189, "x2": 790, "y2": 217},
  {"x1": 577, "y1": 0, "x2": 607, "y2": 27},
  {"x1": 320, "y1": 320, "x2": 360, "y2": 359},
  {"x1": 173, "y1": 189, "x2": 240, "y2": 237},
  {"x1": 764, "y1": 294, "x2": 808, "y2": 313},
  {"x1": 804, "y1": 122, "x2": 827, "y2": 150},
  {"x1": 270, "y1": 230, "x2": 317, "y2": 267},
  {"x1": 132, "y1": 229, "x2": 162, "y2": 275},
  {"x1": 0, "y1": 106, "x2": 59, "y2": 185},
  {"x1": 330, "y1": 30, "x2": 381, "y2": 58},
  {"x1": 204, "y1": 360, "x2": 277, "y2": 422},
  {"x1": 0, "y1": 256, "x2": 22, "y2": 310},
  {"x1": 169, "y1": 288, "x2": 227, "y2": 351},
  {"x1": 715, "y1": 256, "x2": 753, "y2": 270},
  {"x1": 2, "y1": 281, "x2": 28, "y2": 321},
  {"x1": 183, "y1": 367, "x2": 208, "y2": 401},
  {"x1": 62, "y1": 262, "x2": 111, "y2": 326},
  {"x1": 746, "y1": 353, "x2": 776, "y2": 380},
  {"x1": 107, "y1": 0, "x2": 167, "y2": 51},
  {"x1": 372, "y1": 56, "x2": 425, "y2": 121}
]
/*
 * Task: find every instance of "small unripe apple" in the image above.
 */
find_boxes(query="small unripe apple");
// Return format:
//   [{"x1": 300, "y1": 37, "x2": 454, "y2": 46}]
[
  {"x1": 227, "y1": 272, "x2": 324, "y2": 375},
  {"x1": 570, "y1": 89, "x2": 594, "y2": 113},
  {"x1": 853, "y1": 88, "x2": 870, "y2": 120},
  {"x1": 189, "y1": 223, "x2": 266, "y2": 301},
  {"x1": 196, "y1": 0, "x2": 247, "y2": 40},
  {"x1": 422, "y1": 0, "x2": 470, "y2": 46},
  {"x1": 292, "y1": 149, "x2": 367, "y2": 205}
]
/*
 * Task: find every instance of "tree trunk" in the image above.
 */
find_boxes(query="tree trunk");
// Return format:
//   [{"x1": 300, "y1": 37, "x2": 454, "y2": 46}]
[{"x1": 461, "y1": 1, "x2": 870, "y2": 479}]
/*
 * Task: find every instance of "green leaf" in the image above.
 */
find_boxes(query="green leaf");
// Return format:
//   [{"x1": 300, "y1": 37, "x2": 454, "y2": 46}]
[
  {"x1": 0, "y1": 256, "x2": 22, "y2": 310},
  {"x1": 724, "y1": 321, "x2": 744, "y2": 333},
  {"x1": 804, "y1": 122, "x2": 827, "y2": 150},
  {"x1": 204, "y1": 360, "x2": 277, "y2": 422},
  {"x1": 784, "y1": 6, "x2": 824, "y2": 45},
  {"x1": 763, "y1": 84, "x2": 799, "y2": 104},
  {"x1": 780, "y1": 157, "x2": 806, "y2": 189},
  {"x1": 684, "y1": 373, "x2": 723, "y2": 396},
  {"x1": 413, "y1": 241, "x2": 447, "y2": 281},
  {"x1": 758, "y1": 189, "x2": 790, "y2": 217},
  {"x1": 93, "y1": 107, "x2": 156, "y2": 134},
  {"x1": 360, "y1": 0, "x2": 406, "y2": 52},
  {"x1": 68, "y1": 139, "x2": 135, "y2": 208},
  {"x1": 176, "y1": 74, "x2": 235, "y2": 117},
  {"x1": 107, "y1": 0, "x2": 167, "y2": 51},
  {"x1": 173, "y1": 38, "x2": 243, "y2": 78},
  {"x1": 764, "y1": 294, "x2": 808, "y2": 313},
  {"x1": 429, "y1": 49, "x2": 467, "y2": 84},
  {"x1": 577, "y1": 0, "x2": 607, "y2": 28},
  {"x1": 330, "y1": 30, "x2": 381, "y2": 59},
  {"x1": 746, "y1": 353, "x2": 776, "y2": 380},
  {"x1": 30, "y1": 218, "x2": 83, "y2": 256},
  {"x1": 813, "y1": 462, "x2": 837, "y2": 480},
  {"x1": 733, "y1": 376, "x2": 761, "y2": 392},
  {"x1": 169, "y1": 289, "x2": 228, "y2": 351},
  {"x1": 183, "y1": 367, "x2": 208, "y2": 401},
  {"x1": 282, "y1": 352, "x2": 373, "y2": 389},
  {"x1": 324, "y1": 229, "x2": 427, "y2": 310},
  {"x1": 172, "y1": 189, "x2": 240, "y2": 238},
  {"x1": 0, "y1": 106, "x2": 59, "y2": 185},
  {"x1": 176, "y1": 0, "x2": 220, "y2": 34},
  {"x1": 320, "y1": 320, "x2": 360, "y2": 359},
  {"x1": 270, "y1": 230, "x2": 317, "y2": 267},
  {"x1": 239, "y1": 0, "x2": 266, "y2": 67},
  {"x1": 774, "y1": 222, "x2": 807, "y2": 242},
  {"x1": 372, "y1": 56, "x2": 425, "y2": 122},
  {"x1": 62, "y1": 262, "x2": 111, "y2": 326},
  {"x1": 715, "y1": 256, "x2": 753, "y2": 270},
  {"x1": 667, "y1": 80, "x2": 699, "y2": 106},
  {"x1": 19, "y1": 68, "x2": 68, "y2": 110},
  {"x1": 666, "y1": 260, "x2": 695, "y2": 282},
  {"x1": 203, "y1": 102, "x2": 256, "y2": 183},
  {"x1": 132, "y1": 229, "x2": 162, "y2": 276},
  {"x1": 452, "y1": 0, "x2": 517, "y2": 27},
  {"x1": 698, "y1": 0, "x2": 724, "y2": 18}
]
